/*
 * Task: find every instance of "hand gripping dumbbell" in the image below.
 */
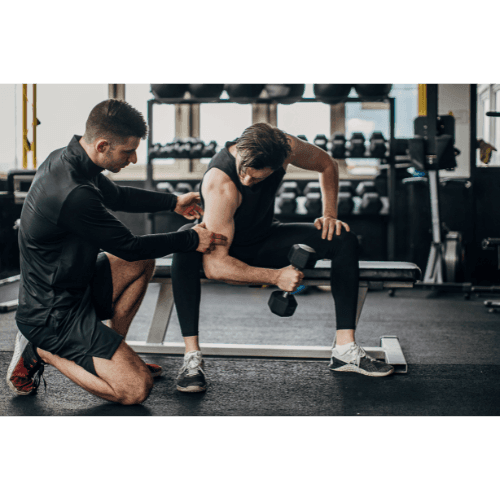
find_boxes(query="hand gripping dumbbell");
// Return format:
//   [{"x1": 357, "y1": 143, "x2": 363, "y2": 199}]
[{"x1": 268, "y1": 244, "x2": 317, "y2": 317}]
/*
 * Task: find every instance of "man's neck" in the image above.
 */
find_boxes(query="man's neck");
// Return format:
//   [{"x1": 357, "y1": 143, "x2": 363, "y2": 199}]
[{"x1": 79, "y1": 137, "x2": 98, "y2": 164}]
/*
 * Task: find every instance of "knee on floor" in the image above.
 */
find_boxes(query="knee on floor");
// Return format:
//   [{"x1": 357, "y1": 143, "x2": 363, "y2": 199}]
[{"x1": 117, "y1": 374, "x2": 153, "y2": 406}]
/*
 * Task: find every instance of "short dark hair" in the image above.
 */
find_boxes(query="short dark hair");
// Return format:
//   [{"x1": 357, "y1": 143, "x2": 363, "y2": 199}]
[
  {"x1": 83, "y1": 99, "x2": 148, "y2": 146},
  {"x1": 236, "y1": 123, "x2": 292, "y2": 172}
]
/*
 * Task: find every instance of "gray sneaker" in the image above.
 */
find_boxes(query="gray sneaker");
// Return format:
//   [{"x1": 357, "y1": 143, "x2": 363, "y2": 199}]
[
  {"x1": 176, "y1": 351, "x2": 207, "y2": 392},
  {"x1": 329, "y1": 343, "x2": 394, "y2": 377}
]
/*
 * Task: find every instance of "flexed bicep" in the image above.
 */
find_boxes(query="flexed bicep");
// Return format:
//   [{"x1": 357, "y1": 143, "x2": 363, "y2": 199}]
[{"x1": 200, "y1": 169, "x2": 240, "y2": 270}]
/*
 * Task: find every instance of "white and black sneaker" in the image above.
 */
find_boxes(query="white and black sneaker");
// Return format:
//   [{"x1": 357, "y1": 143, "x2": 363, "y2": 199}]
[
  {"x1": 329, "y1": 342, "x2": 394, "y2": 377},
  {"x1": 176, "y1": 351, "x2": 207, "y2": 392}
]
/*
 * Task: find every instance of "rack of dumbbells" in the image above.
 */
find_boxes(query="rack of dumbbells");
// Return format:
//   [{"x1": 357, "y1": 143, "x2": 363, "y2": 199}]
[{"x1": 148, "y1": 138, "x2": 217, "y2": 161}]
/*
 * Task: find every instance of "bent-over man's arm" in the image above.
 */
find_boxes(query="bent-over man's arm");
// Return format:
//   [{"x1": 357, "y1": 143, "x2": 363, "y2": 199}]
[{"x1": 286, "y1": 134, "x2": 349, "y2": 239}]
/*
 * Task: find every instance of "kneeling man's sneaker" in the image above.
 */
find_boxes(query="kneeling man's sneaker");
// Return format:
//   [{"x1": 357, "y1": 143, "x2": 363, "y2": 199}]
[
  {"x1": 146, "y1": 363, "x2": 163, "y2": 378},
  {"x1": 176, "y1": 350, "x2": 207, "y2": 393},
  {"x1": 329, "y1": 342, "x2": 394, "y2": 377},
  {"x1": 6, "y1": 332, "x2": 45, "y2": 396}
]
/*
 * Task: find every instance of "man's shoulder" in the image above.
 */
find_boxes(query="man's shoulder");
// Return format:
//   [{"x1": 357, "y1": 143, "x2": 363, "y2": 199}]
[{"x1": 203, "y1": 167, "x2": 238, "y2": 194}]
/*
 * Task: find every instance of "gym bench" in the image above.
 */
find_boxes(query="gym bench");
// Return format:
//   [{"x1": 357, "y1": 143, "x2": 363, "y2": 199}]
[{"x1": 127, "y1": 259, "x2": 421, "y2": 374}]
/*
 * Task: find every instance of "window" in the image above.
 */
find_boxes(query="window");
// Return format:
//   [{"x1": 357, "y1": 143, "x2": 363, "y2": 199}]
[
  {"x1": 477, "y1": 84, "x2": 500, "y2": 166},
  {"x1": 1, "y1": 84, "x2": 108, "y2": 172},
  {"x1": 199, "y1": 102, "x2": 252, "y2": 149}
]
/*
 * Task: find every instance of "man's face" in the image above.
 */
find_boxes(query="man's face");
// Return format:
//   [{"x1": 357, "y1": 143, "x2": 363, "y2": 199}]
[
  {"x1": 97, "y1": 136, "x2": 140, "y2": 173},
  {"x1": 237, "y1": 156, "x2": 274, "y2": 187}
]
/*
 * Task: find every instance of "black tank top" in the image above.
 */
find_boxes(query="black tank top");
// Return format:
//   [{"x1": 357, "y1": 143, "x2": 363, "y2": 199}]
[{"x1": 200, "y1": 140, "x2": 286, "y2": 247}]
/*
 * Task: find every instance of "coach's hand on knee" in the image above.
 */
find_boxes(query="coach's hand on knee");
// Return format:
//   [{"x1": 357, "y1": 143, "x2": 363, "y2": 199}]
[
  {"x1": 314, "y1": 216, "x2": 350, "y2": 240},
  {"x1": 276, "y1": 265, "x2": 304, "y2": 292},
  {"x1": 193, "y1": 222, "x2": 228, "y2": 254}
]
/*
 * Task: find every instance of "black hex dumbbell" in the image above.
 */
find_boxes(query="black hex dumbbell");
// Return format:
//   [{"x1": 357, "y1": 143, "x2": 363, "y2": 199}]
[
  {"x1": 202, "y1": 141, "x2": 217, "y2": 158},
  {"x1": 175, "y1": 182, "x2": 192, "y2": 195},
  {"x1": 297, "y1": 134, "x2": 308, "y2": 142},
  {"x1": 359, "y1": 192, "x2": 383, "y2": 214},
  {"x1": 268, "y1": 244, "x2": 317, "y2": 317},
  {"x1": 277, "y1": 192, "x2": 298, "y2": 215},
  {"x1": 303, "y1": 181, "x2": 321, "y2": 196},
  {"x1": 369, "y1": 132, "x2": 387, "y2": 159},
  {"x1": 156, "y1": 182, "x2": 174, "y2": 194},
  {"x1": 278, "y1": 181, "x2": 301, "y2": 197},
  {"x1": 314, "y1": 134, "x2": 328, "y2": 151},
  {"x1": 348, "y1": 132, "x2": 366, "y2": 157},
  {"x1": 305, "y1": 192, "x2": 322, "y2": 217},
  {"x1": 331, "y1": 134, "x2": 346, "y2": 159},
  {"x1": 190, "y1": 141, "x2": 205, "y2": 159}
]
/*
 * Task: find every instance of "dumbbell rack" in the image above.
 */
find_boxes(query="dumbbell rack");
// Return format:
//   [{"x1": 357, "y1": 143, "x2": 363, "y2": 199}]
[{"x1": 145, "y1": 96, "x2": 398, "y2": 259}]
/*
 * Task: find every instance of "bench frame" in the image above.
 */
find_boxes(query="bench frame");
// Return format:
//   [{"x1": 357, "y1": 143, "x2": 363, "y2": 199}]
[{"x1": 127, "y1": 272, "x2": 413, "y2": 374}]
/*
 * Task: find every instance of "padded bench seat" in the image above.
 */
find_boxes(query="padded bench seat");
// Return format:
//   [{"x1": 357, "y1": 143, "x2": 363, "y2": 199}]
[
  {"x1": 127, "y1": 258, "x2": 421, "y2": 374},
  {"x1": 153, "y1": 258, "x2": 421, "y2": 283}
]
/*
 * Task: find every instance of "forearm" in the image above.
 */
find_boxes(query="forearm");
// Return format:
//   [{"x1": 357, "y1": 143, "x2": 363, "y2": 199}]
[
  {"x1": 204, "y1": 255, "x2": 279, "y2": 285},
  {"x1": 114, "y1": 186, "x2": 178, "y2": 213},
  {"x1": 319, "y1": 159, "x2": 339, "y2": 218}
]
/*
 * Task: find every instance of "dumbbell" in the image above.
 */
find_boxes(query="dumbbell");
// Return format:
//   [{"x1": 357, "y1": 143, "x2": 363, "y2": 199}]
[
  {"x1": 202, "y1": 141, "x2": 217, "y2": 158},
  {"x1": 278, "y1": 181, "x2": 301, "y2": 197},
  {"x1": 313, "y1": 134, "x2": 328, "y2": 151},
  {"x1": 305, "y1": 192, "x2": 322, "y2": 217},
  {"x1": 174, "y1": 182, "x2": 193, "y2": 194},
  {"x1": 369, "y1": 132, "x2": 387, "y2": 158},
  {"x1": 355, "y1": 181, "x2": 377, "y2": 197},
  {"x1": 297, "y1": 134, "x2": 308, "y2": 142},
  {"x1": 348, "y1": 132, "x2": 366, "y2": 157},
  {"x1": 303, "y1": 181, "x2": 321, "y2": 196},
  {"x1": 359, "y1": 193, "x2": 383, "y2": 214},
  {"x1": 331, "y1": 134, "x2": 346, "y2": 159},
  {"x1": 338, "y1": 182, "x2": 354, "y2": 216},
  {"x1": 277, "y1": 192, "x2": 298, "y2": 215},
  {"x1": 190, "y1": 141, "x2": 205, "y2": 159},
  {"x1": 268, "y1": 244, "x2": 317, "y2": 317},
  {"x1": 156, "y1": 182, "x2": 175, "y2": 194},
  {"x1": 149, "y1": 143, "x2": 162, "y2": 159},
  {"x1": 194, "y1": 182, "x2": 201, "y2": 192}
]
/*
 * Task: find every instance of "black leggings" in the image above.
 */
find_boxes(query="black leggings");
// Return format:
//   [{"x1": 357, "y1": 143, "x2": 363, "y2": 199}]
[{"x1": 172, "y1": 222, "x2": 360, "y2": 336}]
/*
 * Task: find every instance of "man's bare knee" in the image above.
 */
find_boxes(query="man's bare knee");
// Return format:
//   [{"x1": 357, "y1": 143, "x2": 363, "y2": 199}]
[{"x1": 117, "y1": 373, "x2": 153, "y2": 405}]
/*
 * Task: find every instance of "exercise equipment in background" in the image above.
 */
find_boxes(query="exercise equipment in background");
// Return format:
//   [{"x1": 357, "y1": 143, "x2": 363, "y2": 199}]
[
  {"x1": 313, "y1": 84, "x2": 352, "y2": 104},
  {"x1": 188, "y1": 84, "x2": 224, "y2": 100},
  {"x1": 354, "y1": 84, "x2": 393, "y2": 100},
  {"x1": 149, "y1": 138, "x2": 217, "y2": 159},
  {"x1": 151, "y1": 84, "x2": 189, "y2": 99},
  {"x1": 408, "y1": 84, "x2": 465, "y2": 288},
  {"x1": 264, "y1": 84, "x2": 305, "y2": 104},
  {"x1": 224, "y1": 84, "x2": 265, "y2": 103}
]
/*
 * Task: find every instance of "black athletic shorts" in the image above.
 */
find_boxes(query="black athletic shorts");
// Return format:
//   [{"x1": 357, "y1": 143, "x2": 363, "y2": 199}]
[{"x1": 16, "y1": 253, "x2": 122, "y2": 377}]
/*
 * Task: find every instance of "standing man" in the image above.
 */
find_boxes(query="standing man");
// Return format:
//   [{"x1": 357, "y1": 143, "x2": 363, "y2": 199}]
[
  {"x1": 172, "y1": 123, "x2": 394, "y2": 393},
  {"x1": 6, "y1": 99, "x2": 227, "y2": 405}
]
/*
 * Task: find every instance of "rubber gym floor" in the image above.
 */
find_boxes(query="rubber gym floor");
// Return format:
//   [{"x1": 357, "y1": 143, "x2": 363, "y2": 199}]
[{"x1": 1, "y1": 282, "x2": 499, "y2": 416}]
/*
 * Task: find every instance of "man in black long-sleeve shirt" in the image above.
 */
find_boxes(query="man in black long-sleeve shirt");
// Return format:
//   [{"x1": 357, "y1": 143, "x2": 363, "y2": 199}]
[{"x1": 6, "y1": 99, "x2": 227, "y2": 405}]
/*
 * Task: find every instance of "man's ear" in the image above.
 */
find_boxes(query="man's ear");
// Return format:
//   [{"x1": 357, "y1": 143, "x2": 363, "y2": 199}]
[{"x1": 95, "y1": 139, "x2": 110, "y2": 154}]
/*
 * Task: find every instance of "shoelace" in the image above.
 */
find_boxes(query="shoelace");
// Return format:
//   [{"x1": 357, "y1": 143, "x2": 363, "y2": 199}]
[
  {"x1": 180, "y1": 352, "x2": 204, "y2": 376},
  {"x1": 337, "y1": 343, "x2": 373, "y2": 367}
]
